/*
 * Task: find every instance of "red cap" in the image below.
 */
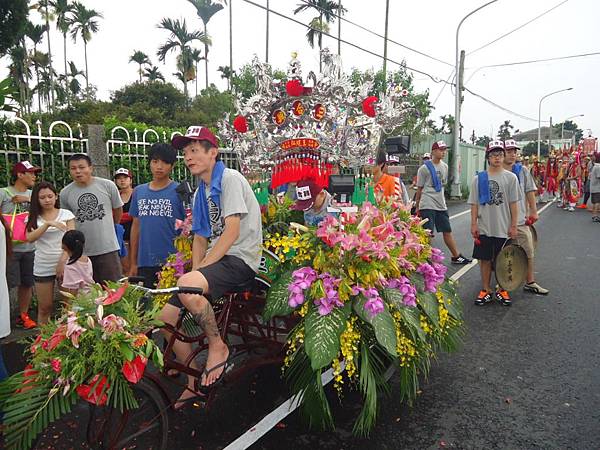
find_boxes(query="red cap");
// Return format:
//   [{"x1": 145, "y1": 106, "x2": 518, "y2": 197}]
[
  {"x1": 12, "y1": 160, "x2": 41, "y2": 176},
  {"x1": 487, "y1": 140, "x2": 505, "y2": 152},
  {"x1": 172, "y1": 126, "x2": 219, "y2": 150},
  {"x1": 114, "y1": 167, "x2": 132, "y2": 178},
  {"x1": 431, "y1": 141, "x2": 447, "y2": 151},
  {"x1": 292, "y1": 179, "x2": 323, "y2": 211}
]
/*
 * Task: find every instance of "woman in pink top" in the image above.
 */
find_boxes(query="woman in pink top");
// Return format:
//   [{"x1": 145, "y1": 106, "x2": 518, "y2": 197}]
[{"x1": 61, "y1": 230, "x2": 94, "y2": 296}]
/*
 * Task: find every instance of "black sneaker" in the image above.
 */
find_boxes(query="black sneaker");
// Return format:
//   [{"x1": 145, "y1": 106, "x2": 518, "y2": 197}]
[
  {"x1": 495, "y1": 290, "x2": 512, "y2": 306},
  {"x1": 475, "y1": 290, "x2": 493, "y2": 306},
  {"x1": 451, "y1": 254, "x2": 472, "y2": 265}
]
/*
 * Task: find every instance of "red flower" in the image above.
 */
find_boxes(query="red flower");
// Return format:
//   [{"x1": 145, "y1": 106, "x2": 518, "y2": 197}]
[
  {"x1": 51, "y1": 358, "x2": 62, "y2": 373},
  {"x1": 103, "y1": 283, "x2": 128, "y2": 306},
  {"x1": 76, "y1": 374, "x2": 109, "y2": 405},
  {"x1": 121, "y1": 355, "x2": 148, "y2": 384},
  {"x1": 362, "y1": 96, "x2": 378, "y2": 117},
  {"x1": 233, "y1": 115, "x2": 248, "y2": 133},
  {"x1": 286, "y1": 79, "x2": 304, "y2": 97},
  {"x1": 30, "y1": 334, "x2": 42, "y2": 354},
  {"x1": 16, "y1": 365, "x2": 39, "y2": 394},
  {"x1": 46, "y1": 325, "x2": 68, "y2": 351}
]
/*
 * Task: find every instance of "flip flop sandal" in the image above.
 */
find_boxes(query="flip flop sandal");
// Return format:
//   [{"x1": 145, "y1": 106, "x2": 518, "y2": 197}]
[
  {"x1": 198, "y1": 349, "x2": 237, "y2": 394},
  {"x1": 173, "y1": 379, "x2": 209, "y2": 411}
]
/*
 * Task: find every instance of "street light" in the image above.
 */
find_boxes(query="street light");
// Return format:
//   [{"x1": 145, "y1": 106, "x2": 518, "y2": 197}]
[
  {"x1": 452, "y1": 0, "x2": 499, "y2": 197},
  {"x1": 561, "y1": 114, "x2": 584, "y2": 141},
  {"x1": 537, "y1": 88, "x2": 573, "y2": 159}
]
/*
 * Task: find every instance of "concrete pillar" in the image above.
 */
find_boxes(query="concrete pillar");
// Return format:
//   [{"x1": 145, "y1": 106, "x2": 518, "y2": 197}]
[{"x1": 87, "y1": 124, "x2": 109, "y2": 179}]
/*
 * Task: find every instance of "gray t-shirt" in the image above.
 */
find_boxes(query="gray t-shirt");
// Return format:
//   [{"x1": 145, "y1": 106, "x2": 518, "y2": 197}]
[
  {"x1": 199, "y1": 168, "x2": 262, "y2": 272},
  {"x1": 0, "y1": 186, "x2": 34, "y2": 252},
  {"x1": 468, "y1": 169, "x2": 520, "y2": 238},
  {"x1": 590, "y1": 163, "x2": 600, "y2": 194},
  {"x1": 60, "y1": 177, "x2": 123, "y2": 256},
  {"x1": 416, "y1": 161, "x2": 448, "y2": 211},
  {"x1": 514, "y1": 165, "x2": 537, "y2": 226}
]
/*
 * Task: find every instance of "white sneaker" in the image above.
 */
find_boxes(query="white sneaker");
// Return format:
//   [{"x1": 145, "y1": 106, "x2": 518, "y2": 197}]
[{"x1": 568, "y1": 206, "x2": 574, "y2": 212}]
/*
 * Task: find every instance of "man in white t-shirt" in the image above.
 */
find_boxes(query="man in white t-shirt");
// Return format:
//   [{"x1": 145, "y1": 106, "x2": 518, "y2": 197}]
[
  {"x1": 162, "y1": 126, "x2": 262, "y2": 408},
  {"x1": 60, "y1": 154, "x2": 124, "y2": 283}
]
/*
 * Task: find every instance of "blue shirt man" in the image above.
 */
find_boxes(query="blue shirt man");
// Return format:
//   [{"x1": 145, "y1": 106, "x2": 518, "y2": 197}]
[{"x1": 129, "y1": 144, "x2": 186, "y2": 287}]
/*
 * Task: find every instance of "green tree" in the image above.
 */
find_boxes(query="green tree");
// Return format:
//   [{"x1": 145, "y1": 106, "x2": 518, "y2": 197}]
[
  {"x1": 156, "y1": 17, "x2": 207, "y2": 99},
  {"x1": 111, "y1": 80, "x2": 187, "y2": 119},
  {"x1": 293, "y1": 0, "x2": 345, "y2": 73},
  {"x1": 70, "y1": 2, "x2": 102, "y2": 97},
  {"x1": 497, "y1": 119, "x2": 518, "y2": 140},
  {"x1": 349, "y1": 67, "x2": 432, "y2": 137},
  {"x1": 33, "y1": 0, "x2": 57, "y2": 108},
  {"x1": 143, "y1": 65, "x2": 165, "y2": 82},
  {"x1": 0, "y1": 0, "x2": 29, "y2": 57},
  {"x1": 190, "y1": 48, "x2": 204, "y2": 96},
  {"x1": 26, "y1": 22, "x2": 47, "y2": 112},
  {"x1": 217, "y1": 65, "x2": 233, "y2": 89},
  {"x1": 231, "y1": 63, "x2": 287, "y2": 99},
  {"x1": 187, "y1": 0, "x2": 223, "y2": 89},
  {"x1": 475, "y1": 135, "x2": 491, "y2": 147},
  {"x1": 553, "y1": 120, "x2": 583, "y2": 142},
  {"x1": 62, "y1": 60, "x2": 85, "y2": 98},
  {"x1": 522, "y1": 141, "x2": 548, "y2": 157},
  {"x1": 50, "y1": 0, "x2": 74, "y2": 105},
  {"x1": 129, "y1": 50, "x2": 150, "y2": 83},
  {"x1": 8, "y1": 45, "x2": 32, "y2": 113}
]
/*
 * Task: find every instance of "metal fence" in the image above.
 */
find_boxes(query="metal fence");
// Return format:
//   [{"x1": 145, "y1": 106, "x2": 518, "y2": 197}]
[{"x1": 1, "y1": 118, "x2": 240, "y2": 189}]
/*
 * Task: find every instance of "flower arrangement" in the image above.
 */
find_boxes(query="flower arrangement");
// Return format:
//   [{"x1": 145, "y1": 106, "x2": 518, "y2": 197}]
[
  {"x1": 262, "y1": 199, "x2": 464, "y2": 435},
  {"x1": 0, "y1": 283, "x2": 165, "y2": 450}
]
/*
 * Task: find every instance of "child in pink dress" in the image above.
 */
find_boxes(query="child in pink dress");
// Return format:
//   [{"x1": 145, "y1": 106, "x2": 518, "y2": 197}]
[{"x1": 61, "y1": 230, "x2": 94, "y2": 295}]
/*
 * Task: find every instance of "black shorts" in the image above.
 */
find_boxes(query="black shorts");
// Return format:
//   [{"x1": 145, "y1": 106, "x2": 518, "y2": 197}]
[
  {"x1": 472, "y1": 235, "x2": 508, "y2": 262},
  {"x1": 420, "y1": 209, "x2": 452, "y2": 233},
  {"x1": 168, "y1": 255, "x2": 256, "y2": 308},
  {"x1": 592, "y1": 193, "x2": 600, "y2": 204},
  {"x1": 34, "y1": 274, "x2": 56, "y2": 283},
  {"x1": 6, "y1": 251, "x2": 35, "y2": 289}
]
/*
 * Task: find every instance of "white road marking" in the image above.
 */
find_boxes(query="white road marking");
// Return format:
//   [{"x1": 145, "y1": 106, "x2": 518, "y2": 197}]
[
  {"x1": 223, "y1": 366, "x2": 340, "y2": 450},
  {"x1": 223, "y1": 200, "x2": 555, "y2": 450},
  {"x1": 449, "y1": 209, "x2": 470, "y2": 220}
]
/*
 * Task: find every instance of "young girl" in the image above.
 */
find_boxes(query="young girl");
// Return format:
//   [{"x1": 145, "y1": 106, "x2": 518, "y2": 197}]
[
  {"x1": 26, "y1": 182, "x2": 75, "y2": 325},
  {"x1": 61, "y1": 230, "x2": 94, "y2": 296}
]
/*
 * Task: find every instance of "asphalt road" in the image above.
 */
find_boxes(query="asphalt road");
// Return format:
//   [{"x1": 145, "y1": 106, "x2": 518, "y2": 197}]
[{"x1": 3, "y1": 201, "x2": 599, "y2": 450}]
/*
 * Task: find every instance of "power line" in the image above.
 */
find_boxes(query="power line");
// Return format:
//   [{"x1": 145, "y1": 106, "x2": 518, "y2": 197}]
[
  {"x1": 295, "y1": 0, "x2": 454, "y2": 66},
  {"x1": 463, "y1": 86, "x2": 548, "y2": 123},
  {"x1": 467, "y1": 0, "x2": 569, "y2": 55},
  {"x1": 240, "y1": 0, "x2": 454, "y2": 85},
  {"x1": 475, "y1": 51, "x2": 600, "y2": 69}
]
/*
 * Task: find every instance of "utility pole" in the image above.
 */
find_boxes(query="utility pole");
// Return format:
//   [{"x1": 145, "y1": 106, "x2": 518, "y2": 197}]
[
  {"x1": 229, "y1": 0, "x2": 233, "y2": 89},
  {"x1": 548, "y1": 116, "x2": 552, "y2": 155},
  {"x1": 450, "y1": 50, "x2": 465, "y2": 197},
  {"x1": 383, "y1": 0, "x2": 390, "y2": 78},
  {"x1": 337, "y1": 0, "x2": 342, "y2": 55},
  {"x1": 265, "y1": 0, "x2": 269, "y2": 63}
]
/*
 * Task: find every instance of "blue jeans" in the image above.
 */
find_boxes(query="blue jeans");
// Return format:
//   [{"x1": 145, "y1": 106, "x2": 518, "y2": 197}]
[{"x1": 0, "y1": 346, "x2": 7, "y2": 381}]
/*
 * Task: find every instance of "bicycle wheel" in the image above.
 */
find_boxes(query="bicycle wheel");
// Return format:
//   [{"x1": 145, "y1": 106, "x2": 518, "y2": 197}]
[{"x1": 86, "y1": 378, "x2": 169, "y2": 450}]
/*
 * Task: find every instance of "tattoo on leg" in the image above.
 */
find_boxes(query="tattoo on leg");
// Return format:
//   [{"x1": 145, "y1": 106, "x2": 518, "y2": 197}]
[{"x1": 193, "y1": 303, "x2": 220, "y2": 338}]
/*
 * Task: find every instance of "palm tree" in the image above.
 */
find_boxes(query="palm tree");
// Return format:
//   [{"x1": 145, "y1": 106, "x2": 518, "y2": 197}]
[
  {"x1": 36, "y1": 59, "x2": 56, "y2": 112},
  {"x1": 129, "y1": 50, "x2": 150, "y2": 83},
  {"x1": 217, "y1": 65, "x2": 233, "y2": 88},
  {"x1": 26, "y1": 22, "x2": 47, "y2": 112},
  {"x1": 62, "y1": 60, "x2": 85, "y2": 98},
  {"x1": 70, "y1": 2, "x2": 103, "y2": 97},
  {"x1": 8, "y1": 45, "x2": 32, "y2": 113},
  {"x1": 143, "y1": 65, "x2": 165, "y2": 82},
  {"x1": 187, "y1": 0, "x2": 223, "y2": 89},
  {"x1": 156, "y1": 17, "x2": 207, "y2": 98},
  {"x1": 190, "y1": 48, "x2": 203, "y2": 96},
  {"x1": 50, "y1": 0, "x2": 74, "y2": 105},
  {"x1": 33, "y1": 0, "x2": 57, "y2": 108},
  {"x1": 293, "y1": 0, "x2": 345, "y2": 73}
]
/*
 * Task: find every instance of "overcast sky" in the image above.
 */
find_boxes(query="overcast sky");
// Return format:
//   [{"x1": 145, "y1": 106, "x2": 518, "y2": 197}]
[{"x1": 6, "y1": 0, "x2": 599, "y2": 138}]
